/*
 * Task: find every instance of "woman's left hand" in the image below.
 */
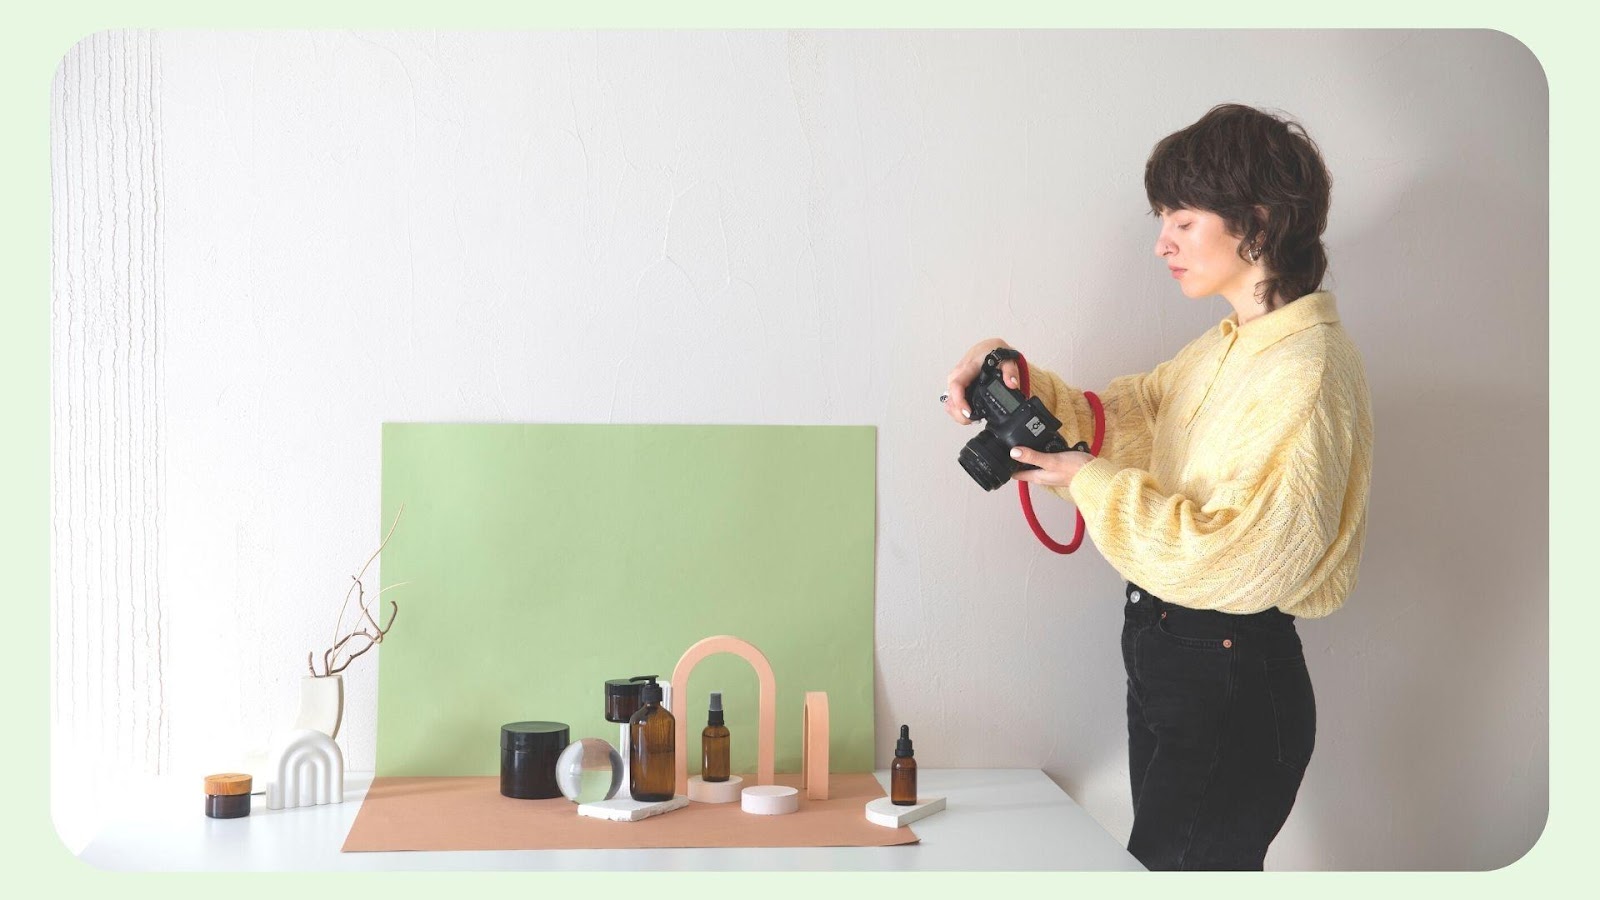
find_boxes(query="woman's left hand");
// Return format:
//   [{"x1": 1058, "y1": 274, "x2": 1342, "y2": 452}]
[{"x1": 1009, "y1": 447, "x2": 1095, "y2": 489}]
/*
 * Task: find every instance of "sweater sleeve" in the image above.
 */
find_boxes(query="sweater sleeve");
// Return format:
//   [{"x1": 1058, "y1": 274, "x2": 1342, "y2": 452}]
[
  {"x1": 1026, "y1": 358, "x2": 1174, "y2": 473},
  {"x1": 1066, "y1": 371, "x2": 1360, "y2": 614}
]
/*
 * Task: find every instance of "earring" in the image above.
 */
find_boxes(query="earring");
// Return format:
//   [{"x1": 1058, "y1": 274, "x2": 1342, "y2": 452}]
[{"x1": 1248, "y1": 245, "x2": 1262, "y2": 263}]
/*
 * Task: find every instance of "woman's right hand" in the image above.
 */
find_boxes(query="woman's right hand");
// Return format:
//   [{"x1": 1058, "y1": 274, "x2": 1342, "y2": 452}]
[{"x1": 945, "y1": 338, "x2": 1022, "y2": 424}]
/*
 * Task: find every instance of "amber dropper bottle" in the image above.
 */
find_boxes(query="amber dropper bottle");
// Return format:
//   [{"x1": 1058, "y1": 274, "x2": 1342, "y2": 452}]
[
  {"x1": 890, "y1": 724, "x2": 917, "y2": 806},
  {"x1": 701, "y1": 691, "x2": 731, "y2": 783}
]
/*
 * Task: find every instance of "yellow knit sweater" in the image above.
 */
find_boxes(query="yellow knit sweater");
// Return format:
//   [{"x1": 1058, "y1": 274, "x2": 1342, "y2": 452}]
[{"x1": 1026, "y1": 291, "x2": 1373, "y2": 618}]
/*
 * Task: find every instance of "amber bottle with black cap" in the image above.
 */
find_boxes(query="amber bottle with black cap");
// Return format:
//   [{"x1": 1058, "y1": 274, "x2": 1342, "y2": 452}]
[
  {"x1": 627, "y1": 676, "x2": 676, "y2": 801},
  {"x1": 701, "y1": 691, "x2": 730, "y2": 783},
  {"x1": 891, "y1": 724, "x2": 917, "y2": 806}
]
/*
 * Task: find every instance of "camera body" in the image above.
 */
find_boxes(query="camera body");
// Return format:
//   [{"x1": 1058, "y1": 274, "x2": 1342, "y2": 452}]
[{"x1": 959, "y1": 348, "x2": 1087, "y2": 491}]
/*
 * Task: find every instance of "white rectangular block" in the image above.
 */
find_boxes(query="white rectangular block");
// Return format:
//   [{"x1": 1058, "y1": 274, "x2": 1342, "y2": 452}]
[
  {"x1": 577, "y1": 795, "x2": 690, "y2": 822},
  {"x1": 865, "y1": 795, "x2": 946, "y2": 828}
]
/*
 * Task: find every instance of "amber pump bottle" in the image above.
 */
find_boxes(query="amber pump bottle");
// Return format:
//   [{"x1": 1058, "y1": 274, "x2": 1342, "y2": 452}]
[
  {"x1": 701, "y1": 691, "x2": 731, "y2": 782},
  {"x1": 891, "y1": 724, "x2": 918, "y2": 806},
  {"x1": 628, "y1": 676, "x2": 677, "y2": 802}
]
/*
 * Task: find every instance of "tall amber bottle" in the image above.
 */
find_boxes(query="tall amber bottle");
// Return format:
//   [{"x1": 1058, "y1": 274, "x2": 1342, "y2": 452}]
[
  {"x1": 627, "y1": 676, "x2": 676, "y2": 802},
  {"x1": 701, "y1": 691, "x2": 731, "y2": 782},
  {"x1": 890, "y1": 724, "x2": 917, "y2": 806}
]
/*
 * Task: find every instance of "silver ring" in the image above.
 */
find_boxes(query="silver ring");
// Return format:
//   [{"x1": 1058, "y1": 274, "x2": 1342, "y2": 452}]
[{"x1": 939, "y1": 393, "x2": 949, "y2": 404}]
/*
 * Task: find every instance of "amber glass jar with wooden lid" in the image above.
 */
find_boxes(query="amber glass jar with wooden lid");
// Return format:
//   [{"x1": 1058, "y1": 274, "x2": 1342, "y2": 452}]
[{"x1": 204, "y1": 773, "x2": 252, "y2": 818}]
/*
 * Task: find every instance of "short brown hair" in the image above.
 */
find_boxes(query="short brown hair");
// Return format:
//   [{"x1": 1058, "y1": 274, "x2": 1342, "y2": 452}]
[{"x1": 1144, "y1": 104, "x2": 1332, "y2": 309}]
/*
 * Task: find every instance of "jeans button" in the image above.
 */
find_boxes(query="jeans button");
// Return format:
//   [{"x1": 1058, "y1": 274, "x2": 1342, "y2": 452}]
[{"x1": 1131, "y1": 590, "x2": 1142, "y2": 603}]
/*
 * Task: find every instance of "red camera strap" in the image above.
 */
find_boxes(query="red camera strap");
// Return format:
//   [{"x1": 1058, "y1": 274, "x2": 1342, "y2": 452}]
[{"x1": 1015, "y1": 354, "x2": 1104, "y2": 554}]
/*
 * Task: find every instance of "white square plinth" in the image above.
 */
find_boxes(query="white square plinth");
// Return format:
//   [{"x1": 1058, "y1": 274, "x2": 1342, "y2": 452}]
[
  {"x1": 576, "y1": 795, "x2": 690, "y2": 822},
  {"x1": 864, "y1": 795, "x2": 946, "y2": 828}
]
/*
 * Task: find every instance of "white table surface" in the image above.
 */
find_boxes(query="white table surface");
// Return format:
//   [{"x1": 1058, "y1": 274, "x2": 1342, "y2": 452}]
[{"x1": 80, "y1": 768, "x2": 1142, "y2": 871}]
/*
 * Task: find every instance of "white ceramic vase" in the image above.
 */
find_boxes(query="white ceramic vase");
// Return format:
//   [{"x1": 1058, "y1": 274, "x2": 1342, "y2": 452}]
[{"x1": 294, "y1": 673, "x2": 345, "y2": 740}]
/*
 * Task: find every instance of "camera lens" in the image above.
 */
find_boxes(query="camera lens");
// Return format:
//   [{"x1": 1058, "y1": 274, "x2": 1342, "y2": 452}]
[{"x1": 959, "y1": 429, "x2": 1013, "y2": 492}]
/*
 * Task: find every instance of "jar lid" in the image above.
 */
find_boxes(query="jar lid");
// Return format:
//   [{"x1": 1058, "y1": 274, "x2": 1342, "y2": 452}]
[
  {"x1": 204, "y1": 773, "x2": 253, "y2": 796},
  {"x1": 605, "y1": 677, "x2": 648, "y2": 699},
  {"x1": 501, "y1": 721, "x2": 570, "y2": 751}
]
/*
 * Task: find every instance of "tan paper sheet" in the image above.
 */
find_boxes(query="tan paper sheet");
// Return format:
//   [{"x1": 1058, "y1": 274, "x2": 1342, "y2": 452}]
[{"x1": 342, "y1": 773, "x2": 919, "y2": 851}]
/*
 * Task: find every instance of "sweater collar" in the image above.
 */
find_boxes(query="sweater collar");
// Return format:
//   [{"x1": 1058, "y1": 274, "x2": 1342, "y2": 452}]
[{"x1": 1219, "y1": 291, "x2": 1340, "y2": 354}]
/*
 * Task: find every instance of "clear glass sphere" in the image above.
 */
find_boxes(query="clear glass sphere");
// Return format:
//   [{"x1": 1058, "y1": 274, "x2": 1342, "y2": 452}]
[{"x1": 554, "y1": 737, "x2": 623, "y2": 804}]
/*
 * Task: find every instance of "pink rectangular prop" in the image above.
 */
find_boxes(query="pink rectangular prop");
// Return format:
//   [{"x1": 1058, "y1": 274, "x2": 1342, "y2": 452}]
[{"x1": 803, "y1": 691, "x2": 830, "y2": 800}]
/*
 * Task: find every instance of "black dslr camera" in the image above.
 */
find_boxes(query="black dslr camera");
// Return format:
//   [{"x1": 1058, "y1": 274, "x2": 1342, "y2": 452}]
[{"x1": 959, "y1": 348, "x2": 1088, "y2": 491}]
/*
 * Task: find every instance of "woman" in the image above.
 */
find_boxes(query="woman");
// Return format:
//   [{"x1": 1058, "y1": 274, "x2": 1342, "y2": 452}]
[{"x1": 944, "y1": 104, "x2": 1373, "y2": 870}]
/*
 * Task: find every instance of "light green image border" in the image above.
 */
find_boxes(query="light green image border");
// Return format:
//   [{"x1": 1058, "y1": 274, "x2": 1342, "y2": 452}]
[{"x1": 4, "y1": 2, "x2": 1574, "y2": 897}]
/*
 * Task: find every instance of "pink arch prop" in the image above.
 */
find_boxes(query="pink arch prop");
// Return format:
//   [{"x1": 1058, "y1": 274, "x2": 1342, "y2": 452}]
[{"x1": 670, "y1": 635, "x2": 777, "y2": 795}]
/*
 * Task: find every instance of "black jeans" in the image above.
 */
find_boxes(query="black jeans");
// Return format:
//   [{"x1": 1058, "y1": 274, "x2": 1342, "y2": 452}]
[{"x1": 1120, "y1": 582, "x2": 1316, "y2": 870}]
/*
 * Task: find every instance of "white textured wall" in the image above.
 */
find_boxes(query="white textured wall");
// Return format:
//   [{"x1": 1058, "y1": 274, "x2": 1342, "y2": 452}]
[
  {"x1": 52, "y1": 29, "x2": 1547, "y2": 869},
  {"x1": 50, "y1": 29, "x2": 169, "y2": 854}
]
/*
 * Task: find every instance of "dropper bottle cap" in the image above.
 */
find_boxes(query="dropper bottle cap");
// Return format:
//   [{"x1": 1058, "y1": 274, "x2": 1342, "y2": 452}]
[
  {"x1": 895, "y1": 724, "x2": 914, "y2": 758},
  {"x1": 708, "y1": 691, "x2": 724, "y2": 726}
]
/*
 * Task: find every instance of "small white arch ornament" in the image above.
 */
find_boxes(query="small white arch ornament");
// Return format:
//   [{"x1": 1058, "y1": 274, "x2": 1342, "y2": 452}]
[{"x1": 264, "y1": 728, "x2": 345, "y2": 810}]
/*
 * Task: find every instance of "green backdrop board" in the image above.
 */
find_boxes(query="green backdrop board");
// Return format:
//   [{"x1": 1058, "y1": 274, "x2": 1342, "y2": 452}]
[{"x1": 374, "y1": 423, "x2": 876, "y2": 778}]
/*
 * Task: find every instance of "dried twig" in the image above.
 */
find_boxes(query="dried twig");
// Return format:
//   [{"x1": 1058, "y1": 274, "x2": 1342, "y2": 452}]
[
  {"x1": 330, "y1": 506, "x2": 405, "y2": 655},
  {"x1": 309, "y1": 505, "x2": 406, "y2": 678}
]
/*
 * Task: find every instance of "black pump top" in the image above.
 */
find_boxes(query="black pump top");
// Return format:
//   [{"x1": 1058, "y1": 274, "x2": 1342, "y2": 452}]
[
  {"x1": 895, "y1": 724, "x2": 915, "y2": 758},
  {"x1": 708, "y1": 691, "x2": 724, "y2": 727},
  {"x1": 636, "y1": 675, "x2": 663, "y2": 705}
]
